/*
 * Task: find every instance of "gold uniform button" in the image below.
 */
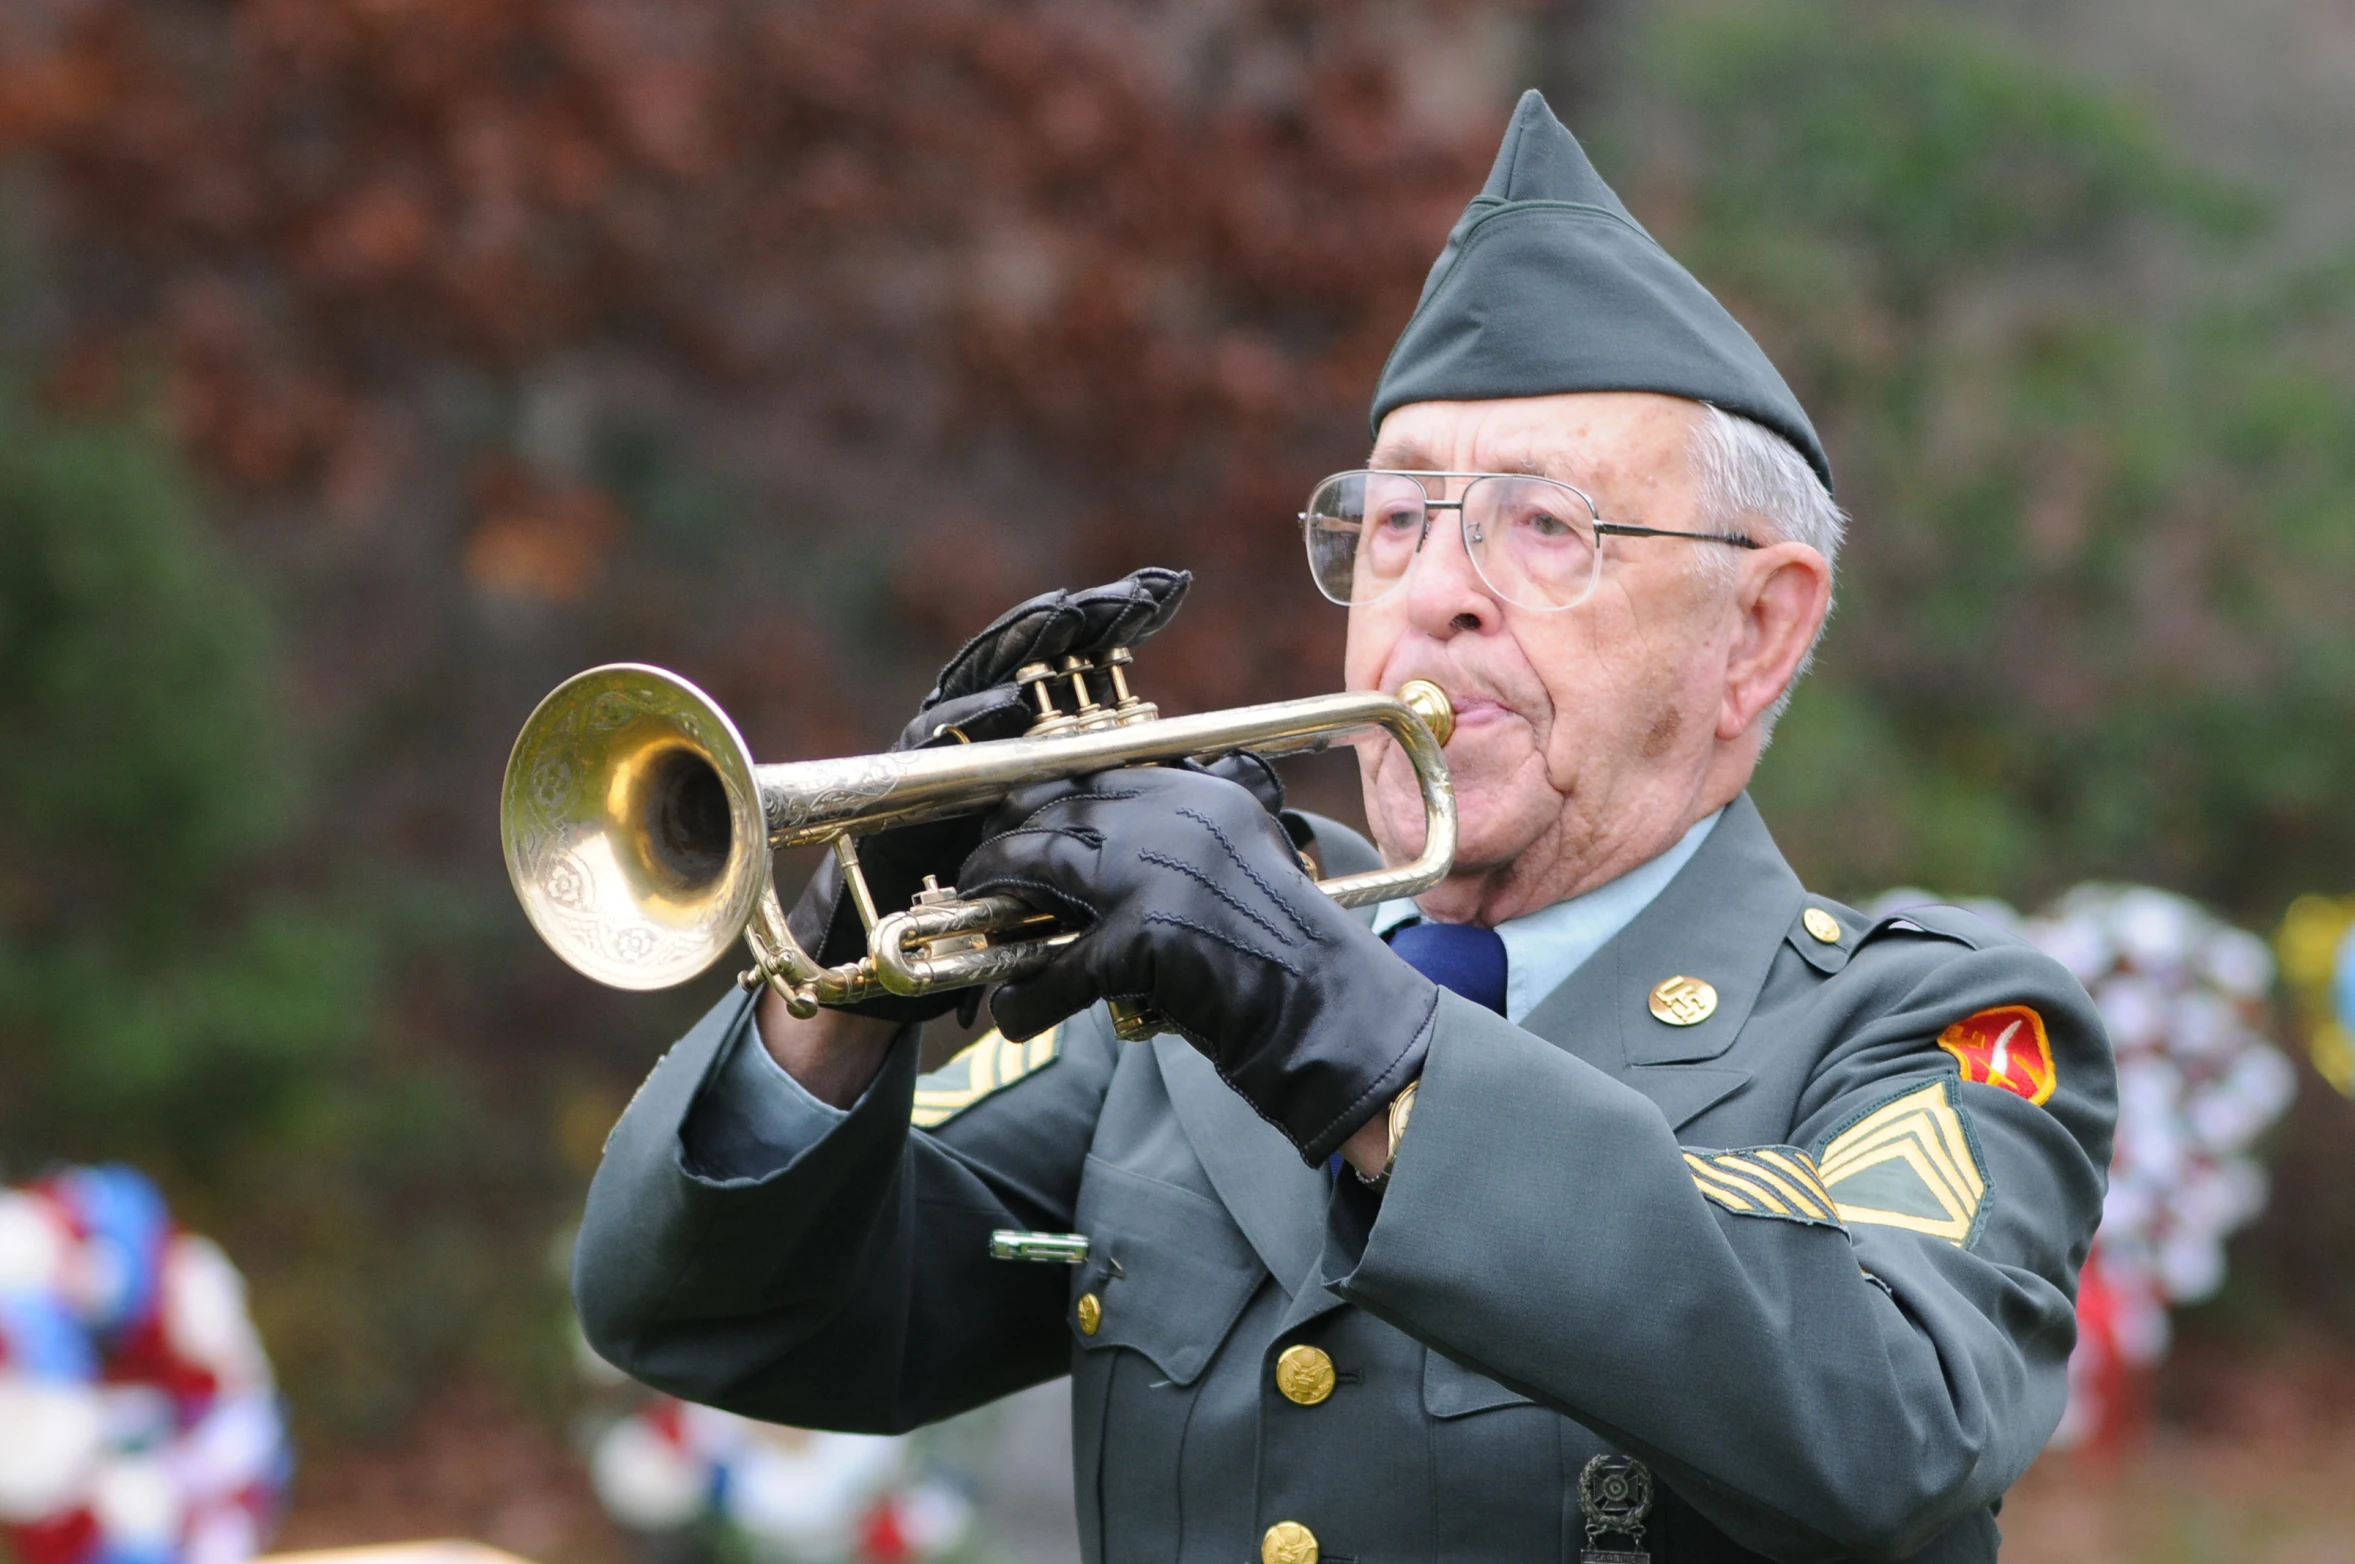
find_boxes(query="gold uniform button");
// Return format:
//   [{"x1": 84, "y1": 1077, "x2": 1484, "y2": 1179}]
[
  {"x1": 1803, "y1": 907, "x2": 1843, "y2": 944},
  {"x1": 1649, "y1": 974, "x2": 1719, "y2": 1026},
  {"x1": 1261, "y1": 1521, "x2": 1318, "y2": 1564},
  {"x1": 1274, "y1": 1344, "x2": 1336, "y2": 1405},
  {"x1": 1075, "y1": 1292, "x2": 1102, "y2": 1336}
]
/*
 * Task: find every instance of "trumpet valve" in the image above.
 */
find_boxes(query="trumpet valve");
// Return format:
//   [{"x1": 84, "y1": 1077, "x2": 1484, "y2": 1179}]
[
  {"x1": 906, "y1": 876, "x2": 989, "y2": 958},
  {"x1": 1102, "y1": 647, "x2": 1159, "y2": 726},
  {"x1": 1061, "y1": 655, "x2": 1125, "y2": 733},
  {"x1": 1018, "y1": 662, "x2": 1080, "y2": 738}
]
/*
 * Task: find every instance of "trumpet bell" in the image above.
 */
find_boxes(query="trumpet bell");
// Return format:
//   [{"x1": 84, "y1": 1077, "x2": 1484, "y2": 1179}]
[{"x1": 501, "y1": 664, "x2": 769, "y2": 990}]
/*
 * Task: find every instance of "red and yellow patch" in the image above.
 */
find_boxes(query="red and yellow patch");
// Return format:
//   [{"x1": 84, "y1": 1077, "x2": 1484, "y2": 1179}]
[{"x1": 1937, "y1": 1004, "x2": 2056, "y2": 1106}]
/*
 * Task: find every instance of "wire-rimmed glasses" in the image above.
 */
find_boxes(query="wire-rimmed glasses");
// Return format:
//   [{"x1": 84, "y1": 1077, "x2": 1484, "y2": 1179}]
[{"x1": 1299, "y1": 469, "x2": 1760, "y2": 612}]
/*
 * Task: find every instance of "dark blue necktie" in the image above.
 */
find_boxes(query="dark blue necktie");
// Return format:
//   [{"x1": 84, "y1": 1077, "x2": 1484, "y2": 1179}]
[{"x1": 1386, "y1": 920, "x2": 1509, "y2": 1016}]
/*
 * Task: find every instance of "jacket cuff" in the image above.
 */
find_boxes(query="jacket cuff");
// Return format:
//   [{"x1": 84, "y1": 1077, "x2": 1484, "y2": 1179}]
[{"x1": 682, "y1": 1006, "x2": 872, "y2": 1181}]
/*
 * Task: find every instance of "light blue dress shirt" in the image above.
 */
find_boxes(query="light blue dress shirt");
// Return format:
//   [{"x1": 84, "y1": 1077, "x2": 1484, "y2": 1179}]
[{"x1": 1371, "y1": 808, "x2": 1723, "y2": 1023}]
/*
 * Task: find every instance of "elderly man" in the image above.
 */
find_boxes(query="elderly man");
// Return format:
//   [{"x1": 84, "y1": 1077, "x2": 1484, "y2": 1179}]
[{"x1": 574, "y1": 94, "x2": 2113, "y2": 1564}]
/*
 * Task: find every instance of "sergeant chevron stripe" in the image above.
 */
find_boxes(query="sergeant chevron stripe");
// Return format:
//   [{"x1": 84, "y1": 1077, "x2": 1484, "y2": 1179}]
[
  {"x1": 1814, "y1": 1079, "x2": 1990, "y2": 1247},
  {"x1": 1684, "y1": 1145, "x2": 1843, "y2": 1228},
  {"x1": 911, "y1": 1026, "x2": 1061, "y2": 1128}
]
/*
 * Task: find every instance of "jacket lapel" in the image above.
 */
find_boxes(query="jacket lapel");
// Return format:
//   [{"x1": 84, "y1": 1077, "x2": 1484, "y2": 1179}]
[{"x1": 1518, "y1": 793, "x2": 1801, "y2": 1122}]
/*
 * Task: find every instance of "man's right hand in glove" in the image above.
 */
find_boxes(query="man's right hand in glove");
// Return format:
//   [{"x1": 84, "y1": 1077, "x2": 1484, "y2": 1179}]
[
  {"x1": 959, "y1": 766, "x2": 1436, "y2": 1165},
  {"x1": 758, "y1": 567, "x2": 1216, "y2": 1104}
]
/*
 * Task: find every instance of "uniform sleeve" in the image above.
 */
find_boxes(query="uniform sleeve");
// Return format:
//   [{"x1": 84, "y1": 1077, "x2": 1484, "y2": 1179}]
[
  {"x1": 571, "y1": 986, "x2": 1119, "y2": 1433},
  {"x1": 680, "y1": 1015, "x2": 851, "y2": 1177},
  {"x1": 1326, "y1": 936, "x2": 2114, "y2": 1563}
]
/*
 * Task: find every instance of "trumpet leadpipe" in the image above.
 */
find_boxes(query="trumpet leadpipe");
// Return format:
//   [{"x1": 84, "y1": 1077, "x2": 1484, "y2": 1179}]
[{"x1": 752, "y1": 686, "x2": 1450, "y2": 857}]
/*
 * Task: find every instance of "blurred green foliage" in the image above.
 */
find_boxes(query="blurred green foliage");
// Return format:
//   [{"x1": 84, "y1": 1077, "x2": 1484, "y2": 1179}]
[
  {"x1": 0, "y1": 392, "x2": 581, "y2": 1434},
  {"x1": 1634, "y1": 0, "x2": 2355, "y2": 922},
  {"x1": 0, "y1": 393, "x2": 369, "y2": 1164}
]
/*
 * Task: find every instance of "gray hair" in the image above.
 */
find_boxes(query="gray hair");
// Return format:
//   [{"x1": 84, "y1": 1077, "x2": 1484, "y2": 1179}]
[{"x1": 1688, "y1": 403, "x2": 1847, "y2": 738}]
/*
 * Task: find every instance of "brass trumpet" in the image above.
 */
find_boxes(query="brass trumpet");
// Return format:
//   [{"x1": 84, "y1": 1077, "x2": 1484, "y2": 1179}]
[{"x1": 499, "y1": 649, "x2": 1455, "y2": 1020}]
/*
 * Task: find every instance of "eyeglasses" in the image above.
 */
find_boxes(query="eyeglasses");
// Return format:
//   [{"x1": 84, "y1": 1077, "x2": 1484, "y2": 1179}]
[{"x1": 1299, "y1": 469, "x2": 1760, "y2": 612}]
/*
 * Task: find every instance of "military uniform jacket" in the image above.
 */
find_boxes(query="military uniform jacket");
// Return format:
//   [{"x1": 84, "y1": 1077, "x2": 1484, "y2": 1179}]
[{"x1": 573, "y1": 794, "x2": 2114, "y2": 1563}]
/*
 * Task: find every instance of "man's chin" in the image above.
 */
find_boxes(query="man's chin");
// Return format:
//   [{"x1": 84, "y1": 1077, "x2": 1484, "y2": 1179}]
[
  {"x1": 1407, "y1": 805, "x2": 1546, "y2": 881},
  {"x1": 1440, "y1": 777, "x2": 1554, "y2": 857},
  {"x1": 1437, "y1": 837, "x2": 1539, "y2": 881},
  {"x1": 1371, "y1": 781, "x2": 1544, "y2": 870}
]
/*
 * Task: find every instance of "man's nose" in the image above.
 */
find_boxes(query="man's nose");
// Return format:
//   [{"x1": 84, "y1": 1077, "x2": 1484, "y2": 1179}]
[{"x1": 1403, "y1": 506, "x2": 1502, "y2": 638}]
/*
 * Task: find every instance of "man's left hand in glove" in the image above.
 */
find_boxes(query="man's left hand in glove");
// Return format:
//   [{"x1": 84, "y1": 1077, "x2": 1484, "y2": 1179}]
[{"x1": 960, "y1": 765, "x2": 1437, "y2": 1166}]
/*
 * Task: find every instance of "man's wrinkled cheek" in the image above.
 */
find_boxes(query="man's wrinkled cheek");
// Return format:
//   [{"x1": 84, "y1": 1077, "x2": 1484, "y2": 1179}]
[
  {"x1": 1640, "y1": 701, "x2": 1683, "y2": 758},
  {"x1": 1350, "y1": 730, "x2": 1413, "y2": 793},
  {"x1": 1341, "y1": 609, "x2": 1400, "y2": 694},
  {"x1": 1523, "y1": 639, "x2": 1606, "y2": 795},
  {"x1": 1364, "y1": 748, "x2": 1428, "y2": 859}
]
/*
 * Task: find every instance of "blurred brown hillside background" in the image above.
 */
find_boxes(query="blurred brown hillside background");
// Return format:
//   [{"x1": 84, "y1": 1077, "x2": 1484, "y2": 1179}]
[{"x1": 3, "y1": 0, "x2": 2355, "y2": 1558}]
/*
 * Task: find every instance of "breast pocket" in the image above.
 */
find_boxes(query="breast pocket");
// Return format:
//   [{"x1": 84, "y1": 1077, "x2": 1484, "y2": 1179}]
[
  {"x1": 1424, "y1": 1349, "x2": 1570, "y2": 1562},
  {"x1": 1067, "y1": 1154, "x2": 1267, "y2": 1564},
  {"x1": 1423, "y1": 1348, "x2": 1536, "y2": 1417},
  {"x1": 1068, "y1": 1153, "x2": 1264, "y2": 1379}
]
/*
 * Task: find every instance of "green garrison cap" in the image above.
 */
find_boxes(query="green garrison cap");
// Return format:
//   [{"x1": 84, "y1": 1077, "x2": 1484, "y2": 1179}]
[{"x1": 1371, "y1": 90, "x2": 1832, "y2": 491}]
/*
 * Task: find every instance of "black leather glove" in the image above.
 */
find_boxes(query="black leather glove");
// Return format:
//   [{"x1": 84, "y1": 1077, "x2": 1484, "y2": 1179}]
[
  {"x1": 960, "y1": 766, "x2": 1435, "y2": 1163},
  {"x1": 788, "y1": 567, "x2": 1282, "y2": 1024}
]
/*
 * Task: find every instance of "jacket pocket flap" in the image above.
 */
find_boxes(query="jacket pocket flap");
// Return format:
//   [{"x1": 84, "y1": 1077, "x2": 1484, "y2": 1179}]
[
  {"x1": 1070, "y1": 1155, "x2": 1263, "y2": 1386},
  {"x1": 1423, "y1": 1348, "x2": 1535, "y2": 1418}
]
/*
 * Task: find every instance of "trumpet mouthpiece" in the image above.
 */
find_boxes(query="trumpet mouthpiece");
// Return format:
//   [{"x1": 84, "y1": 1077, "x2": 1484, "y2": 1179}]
[{"x1": 1398, "y1": 679, "x2": 1454, "y2": 747}]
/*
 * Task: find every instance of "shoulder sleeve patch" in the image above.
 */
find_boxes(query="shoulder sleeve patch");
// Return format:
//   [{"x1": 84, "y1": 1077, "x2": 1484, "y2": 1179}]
[
  {"x1": 1935, "y1": 1004, "x2": 2056, "y2": 1106},
  {"x1": 1685, "y1": 1146, "x2": 1844, "y2": 1229},
  {"x1": 1814, "y1": 1079, "x2": 1991, "y2": 1247},
  {"x1": 911, "y1": 1025, "x2": 1060, "y2": 1129}
]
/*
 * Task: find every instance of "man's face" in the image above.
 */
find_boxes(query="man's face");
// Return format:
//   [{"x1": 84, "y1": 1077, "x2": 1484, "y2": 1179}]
[{"x1": 1345, "y1": 391, "x2": 1752, "y2": 912}]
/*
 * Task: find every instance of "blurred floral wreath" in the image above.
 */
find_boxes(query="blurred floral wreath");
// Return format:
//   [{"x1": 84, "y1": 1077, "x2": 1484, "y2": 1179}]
[
  {"x1": 0, "y1": 1166, "x2": 289, "y2": 1564},
  {"x1": 575, "y1": 1336, "x2": 975, "y2": 1564}
]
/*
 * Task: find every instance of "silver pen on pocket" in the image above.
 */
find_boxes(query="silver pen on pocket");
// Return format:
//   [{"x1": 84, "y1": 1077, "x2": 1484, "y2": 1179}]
[{"x1": 988, "y1": 1229, "x2": 1092, "y2": 1264}]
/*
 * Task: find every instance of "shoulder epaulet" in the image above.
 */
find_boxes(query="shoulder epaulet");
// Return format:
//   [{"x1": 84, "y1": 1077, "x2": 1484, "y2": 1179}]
[
  {"x1": 1787, "y1": 898, "x2": 2009, "y2": 976},
  {"x1": 910, "y1": 1025, "x2": 1061, "y2": 1129},
  {"x1": 1784, "y1": 896, "x2": 1864, "y2": 972},
  {"x1": 1859, "y1": 903, "x2": 2007, "y2": 952}
]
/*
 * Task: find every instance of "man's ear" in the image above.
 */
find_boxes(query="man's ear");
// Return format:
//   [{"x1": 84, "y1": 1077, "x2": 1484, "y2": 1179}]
[{"x1": 1716, "y1": 541, "x2": 1831, "y2": 741}]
